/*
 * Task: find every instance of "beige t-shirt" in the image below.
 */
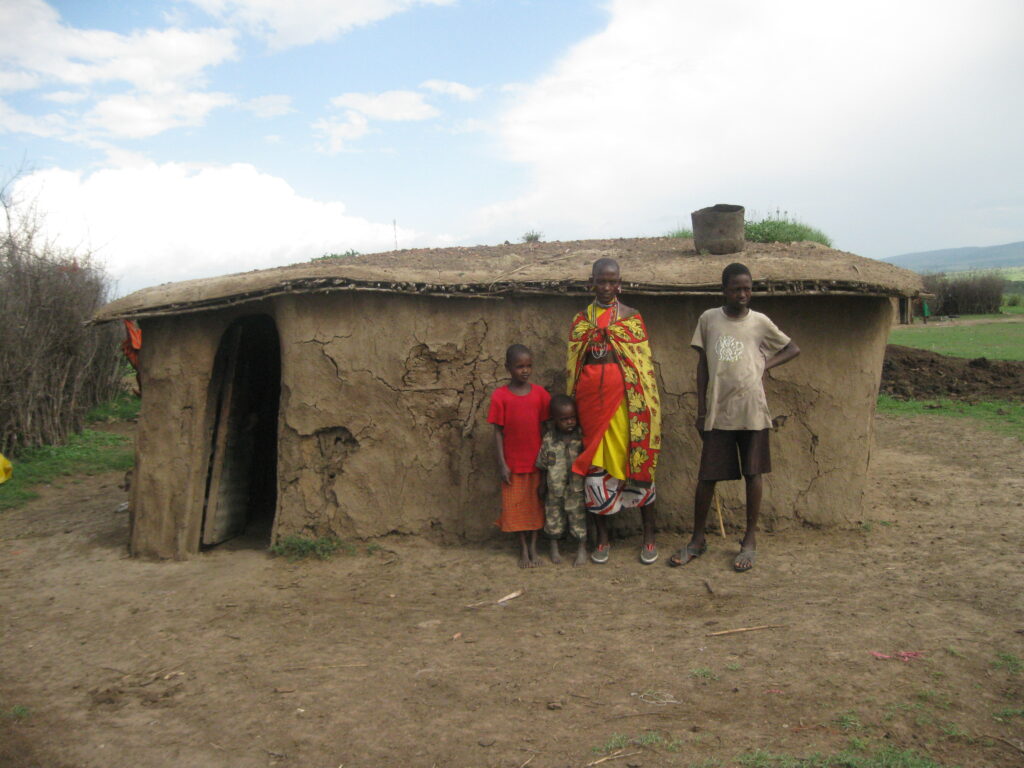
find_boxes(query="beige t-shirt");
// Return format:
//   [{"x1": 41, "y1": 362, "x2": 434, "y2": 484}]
[{"x1": 690, "y1": 307, "x2": 791, "y2": 431}]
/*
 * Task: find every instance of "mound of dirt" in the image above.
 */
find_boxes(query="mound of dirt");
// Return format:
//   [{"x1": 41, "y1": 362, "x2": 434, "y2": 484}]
[{"x1": 881, "y1": 344, "x2": 1024, "y2": 401}]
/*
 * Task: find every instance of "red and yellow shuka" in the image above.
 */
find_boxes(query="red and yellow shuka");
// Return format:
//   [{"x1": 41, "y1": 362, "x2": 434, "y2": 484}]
[{"x1": 567, "y1": 305, "x2": 661, "y2": 487}]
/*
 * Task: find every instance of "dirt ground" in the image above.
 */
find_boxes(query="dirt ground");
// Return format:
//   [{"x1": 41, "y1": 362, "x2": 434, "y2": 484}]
[
  {"x1": 1, "y1": 415, "x2": 1022, "y2": 768},
  {"x1": 881, "y1": 344, "x2": 1024, "y2": 402}
]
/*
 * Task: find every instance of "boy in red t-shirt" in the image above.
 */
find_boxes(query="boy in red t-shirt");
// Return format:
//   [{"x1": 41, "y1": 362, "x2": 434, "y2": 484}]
[{"x1": 488, "y1": 344, "x2": 552, "y2": 568}]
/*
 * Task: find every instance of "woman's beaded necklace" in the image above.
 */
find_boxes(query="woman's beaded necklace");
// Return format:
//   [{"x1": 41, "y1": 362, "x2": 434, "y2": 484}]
[{"x1": 587, "y1": 299, "x2": 618, "y2": 359}]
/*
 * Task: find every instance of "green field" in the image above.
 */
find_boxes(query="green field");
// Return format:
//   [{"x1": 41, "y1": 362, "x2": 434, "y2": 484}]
[
  {"x1": 889, "y1": 321, "x2": 1024, "y2": 360},
  {"x1": 877, "y1": 395, "x2": 1024, "y2": 441}
]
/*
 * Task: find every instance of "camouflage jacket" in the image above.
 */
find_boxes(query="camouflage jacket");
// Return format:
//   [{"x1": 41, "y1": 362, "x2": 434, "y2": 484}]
[{"x1": 535, "y1": 427, "x2": 584, "y2": 498}]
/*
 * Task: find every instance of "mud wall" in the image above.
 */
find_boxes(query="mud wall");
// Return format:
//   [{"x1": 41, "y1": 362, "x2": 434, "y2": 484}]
[
  {"x1": 271, "y1": 292, "x2": 892, "y2": 544},
  {"x1": 129, "y1": 291, "x2": 892, "y2": 557}
]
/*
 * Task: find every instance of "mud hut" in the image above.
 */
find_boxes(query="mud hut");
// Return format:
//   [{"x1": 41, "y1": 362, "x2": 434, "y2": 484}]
[{"x1": 94, "y1": 238, "x2": 921, "y2": 559}]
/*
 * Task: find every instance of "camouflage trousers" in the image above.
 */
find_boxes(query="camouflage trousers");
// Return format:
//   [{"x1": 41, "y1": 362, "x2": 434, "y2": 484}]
[{"x1": 544, "y1": 491, "x2": 587, "y2": 540}]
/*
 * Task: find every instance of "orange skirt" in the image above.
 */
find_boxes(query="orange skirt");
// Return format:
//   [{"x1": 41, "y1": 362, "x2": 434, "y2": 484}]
[{"x1": 497, "y1": 473, "x2": 544, "y2": 532}]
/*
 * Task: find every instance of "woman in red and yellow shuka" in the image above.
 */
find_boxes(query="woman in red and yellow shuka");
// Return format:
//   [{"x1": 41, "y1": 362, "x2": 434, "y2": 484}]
[{"x1": 566, "y1": 258, "x2": 662, "y2": 565}]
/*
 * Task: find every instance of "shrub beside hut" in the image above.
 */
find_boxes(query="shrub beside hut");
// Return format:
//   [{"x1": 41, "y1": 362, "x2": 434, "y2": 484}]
[{"x1": 94, "y1": 238, "x2": 921, "y2": 559}]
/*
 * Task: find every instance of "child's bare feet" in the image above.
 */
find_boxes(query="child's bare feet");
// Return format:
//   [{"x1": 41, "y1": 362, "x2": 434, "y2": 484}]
[
  {"x1": 518, "y1": 536, "x2": 535, "y2": 568},
  {"x1": 549, "y1": 539, "x2": 562, "y2": 564},
  {"x1": 573, "y1": 541, "x2": 588, "y2": 567},
  {"x1": 528, "y1": 533, "x2": 541, "y2": 567}
]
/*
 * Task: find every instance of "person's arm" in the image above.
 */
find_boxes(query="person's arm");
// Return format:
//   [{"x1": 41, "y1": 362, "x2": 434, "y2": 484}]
[
  {"x1": 695, "y1": 347, "x2": 708, "y2": 435},
  {"x1": 493, "y1": 425, "x2": 511, "y2": 484},
  {"x1": 765, "y1": 341, "x2": 800, "y2": 372}
]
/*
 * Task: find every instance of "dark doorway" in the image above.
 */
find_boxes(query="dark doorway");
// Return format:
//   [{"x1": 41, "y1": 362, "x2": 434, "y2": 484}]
[{"x1": 201, "y1": 315, "x2": 281, "y2": 549}]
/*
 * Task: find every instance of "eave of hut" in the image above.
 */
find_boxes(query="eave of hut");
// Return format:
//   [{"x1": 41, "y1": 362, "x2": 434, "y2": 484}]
[{"x1": 95, "y1": 237, "x2": 922, "y2": 323}]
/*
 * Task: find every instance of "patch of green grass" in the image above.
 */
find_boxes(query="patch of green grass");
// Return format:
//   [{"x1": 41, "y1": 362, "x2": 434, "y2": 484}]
[
  {"x1": 270, "y1": 535, "x2": 352, "y2": 561},
  {"x1": 593, "y1": 733, "x2": 630, "y2": 753},
  {"x1": 993, "y1": 707, "x2": 1024, "y2": 722},
  {"x1": 943, "y1": 647, "x2": 965, "y2": 659},
  {"x1": 876, "y1": 394, "x2": 1024, "y2": 442},
  {"x1": 666, "y1": 227, "x2": 693, "y2": 239},
  {"x1": 0, "y1": 429, "x2": 134, "y2": 512},
  {"x1": 993, "y1": 652, "x2": 1023, "y2": 674},
  {"x1": 889, "y1": 321, "x2": 1024, "y2": 360},
  {"x1": 690, "y1": 667, "x2": 718, "y2": 680},
  {"x1": 593, "y1": 732, "x2": 686, "y2": 754},
  {"x1": 860, "y1": 522, "x2": 873, "y2": 533},
  {"x1": 311, "y1": 249, "x2": 360, "y2": 261},
  {"x1": 833, "y1": 711, "x2": 864, "y2": 731},
  {"x1": 738, "y1": 745, "x2": 949, "y2": 767},
  {"x1": 744, "y1": 216, "x2": 831, "y2": 247},
  {"x1": 3, "y1": 705, "x2": 30, "y2": 719},
  {"x1": 914, "y1": 689, "x2": 952, "y2": 710},
  {"x1": 86, "y1": 391, "x2": 141, "y2": 422},
  {"x1": 726, "y1": 662, "x2": 742, "y2": 671}
]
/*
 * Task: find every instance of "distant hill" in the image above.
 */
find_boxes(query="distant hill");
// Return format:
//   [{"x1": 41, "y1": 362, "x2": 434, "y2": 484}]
[{"x1": 884, "y1": 241, "x2": 1024, "y2": 274}]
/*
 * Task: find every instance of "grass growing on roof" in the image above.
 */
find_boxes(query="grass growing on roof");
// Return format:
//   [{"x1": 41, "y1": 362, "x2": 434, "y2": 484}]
[
  {"x1": 876, "y1": 395, "x2": 1024, "y2": 442},
  {"x1": 888, "y1": 321, "x2": 1024, "y2": 360},
  {"x1": 0, "y1": 429, "x2": 134, "y2": 511},
  {"x1": 665, "y1": 227, "x2": 693, "y2": 239},
  {"x1": 744, "y1": 215, "x2": 831, "y2": 247},
  {"x1": 665, "y1": 213, "x2": 831, "y2": 246}
]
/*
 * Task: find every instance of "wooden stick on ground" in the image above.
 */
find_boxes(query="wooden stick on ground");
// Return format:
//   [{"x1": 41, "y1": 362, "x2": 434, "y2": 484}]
[
  {"x1": 707, "y1": 624, "x2": 785, "y2": 637},
  {"x1": 585, "y1": 751, "x2": 643, "y2": 767},
  {"x1": 714, "y1": 491, "x2": 726, "y2": 538}
]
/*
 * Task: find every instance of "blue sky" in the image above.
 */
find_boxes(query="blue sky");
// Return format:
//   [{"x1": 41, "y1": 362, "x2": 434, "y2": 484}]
[{"x1": 2, "y1": 0, "x2": 1023, "y2": 295}]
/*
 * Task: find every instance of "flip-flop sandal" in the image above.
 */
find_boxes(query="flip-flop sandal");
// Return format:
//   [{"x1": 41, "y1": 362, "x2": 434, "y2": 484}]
[
  {"x1": 733, "y1": 546, "x2": 757, "y2": 572},
  {"x1": 640, "y1": 543, "x2": 659, "y2": 565},
  {"x1": 590, "y1": 544, "x2": 610, "y2": 564},
  {"x1": 668, "y1": 542, "x2": 706, "y2": 567}
]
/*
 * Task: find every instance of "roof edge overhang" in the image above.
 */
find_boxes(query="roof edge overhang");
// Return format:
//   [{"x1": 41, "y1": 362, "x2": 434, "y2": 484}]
[{"x1": 94, "y1": 276, "x2": 912, "y2": 324}]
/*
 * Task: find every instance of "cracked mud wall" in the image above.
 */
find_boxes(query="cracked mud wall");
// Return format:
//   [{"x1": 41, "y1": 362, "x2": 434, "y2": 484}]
[
  {"x1": 270, "y1": 292, "x2": 892, "y2": 544},
  {"x1": 128, "y1": 290, "x2": 890, "y2": 556}
]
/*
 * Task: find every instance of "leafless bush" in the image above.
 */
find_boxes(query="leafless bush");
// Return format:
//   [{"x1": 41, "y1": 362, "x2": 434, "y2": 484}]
[
  {"x1": 921, "y1": 271, "x2": 1006, "y2": 316},
  {"x1": 0, "y1": 182, "x2": 123, "y2": 455}
]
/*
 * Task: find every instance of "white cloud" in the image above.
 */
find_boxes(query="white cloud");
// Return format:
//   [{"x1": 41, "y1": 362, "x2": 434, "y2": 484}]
[
  {"x1": 12, "y1": 163, "x2": 425, "y2": 293},
  {"x1": 329, "y1": 90, "x2": 438, "y2": 121},
  {"x1": 243, "y1": 94, "x2": 293, "y2": 118},
  {"x1": 186, "y1": 0, "x2": 456, "y2": 49},
  {"x1": 420, "y1": 79, "x2": 481, "y2": 101},
  {"x1": 312, "y1": 111, "x2": 370, "y2": 154},
  {"x1": 85, "y1": 90, "x2": 235, "y2": 138},
  {"x1": 0, "y1": 0, "x2": 237, "y2": 141},
  {"x1": 0, "y1": 1, "x2": 236, "y2": 93},
  {"x1": 482, "y1": 0, "x2": 1024, "y2": 255},
  {"x1": 40, "y1": 90, "x2": 89, "y2": 104},
  {"x1": 0, "y1": 98, "x2": 67, "y2": 137}
]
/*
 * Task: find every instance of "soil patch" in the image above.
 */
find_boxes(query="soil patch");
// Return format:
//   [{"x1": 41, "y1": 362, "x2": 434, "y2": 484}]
[
  {"x1": 1, "y1": 416, "x2": 1023, "y2": 767},
  {"x1": 881, "y1": 344, "x2": 1024, "y2": 401}
]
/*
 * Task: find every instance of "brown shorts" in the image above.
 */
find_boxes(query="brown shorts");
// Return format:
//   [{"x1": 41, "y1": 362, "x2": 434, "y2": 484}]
[{"x1": 698, "y1": 429, "x2": 771, "y2": 481}]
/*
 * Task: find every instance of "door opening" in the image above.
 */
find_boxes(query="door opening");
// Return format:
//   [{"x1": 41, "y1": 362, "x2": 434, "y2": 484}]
[{"x1": 201, "y1": 315, "x2": 281, "y2": 549}]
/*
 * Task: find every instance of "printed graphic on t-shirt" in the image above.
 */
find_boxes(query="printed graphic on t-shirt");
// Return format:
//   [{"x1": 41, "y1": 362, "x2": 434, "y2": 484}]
[{"x1": 715, "y1": 335, "x2": 744, "y2": 363}]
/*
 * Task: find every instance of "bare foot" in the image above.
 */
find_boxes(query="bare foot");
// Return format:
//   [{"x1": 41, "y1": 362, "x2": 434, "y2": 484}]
[
  {"x1": 519, "y1": 543, "x2": 534, "y2": 569},
  {"x1": 573, "y1": 542, "x2": 588, "y2": 567},
  {"x1": 528, "y1": 536, "x2": 541, "y2": 567},
  {"x1": 549, "y1": 540, "x2": 563, "y2": 564}
]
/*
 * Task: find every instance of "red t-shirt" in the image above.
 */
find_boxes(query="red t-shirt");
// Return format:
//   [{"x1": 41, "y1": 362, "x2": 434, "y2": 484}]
[{"x1": 487, "y1": 384, "x2": 552, "y2": 473}]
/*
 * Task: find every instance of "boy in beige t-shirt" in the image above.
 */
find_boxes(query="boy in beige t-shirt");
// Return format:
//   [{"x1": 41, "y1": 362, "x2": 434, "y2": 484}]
[{"x1": 669, "y1": 263, "x2": 800, "y2": 572}]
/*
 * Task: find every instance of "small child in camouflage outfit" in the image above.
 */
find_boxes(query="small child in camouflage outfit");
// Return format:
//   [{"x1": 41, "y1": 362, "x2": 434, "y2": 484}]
[{"x1": 536, "y1": 394, "x2": 588, "y2": 566}]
